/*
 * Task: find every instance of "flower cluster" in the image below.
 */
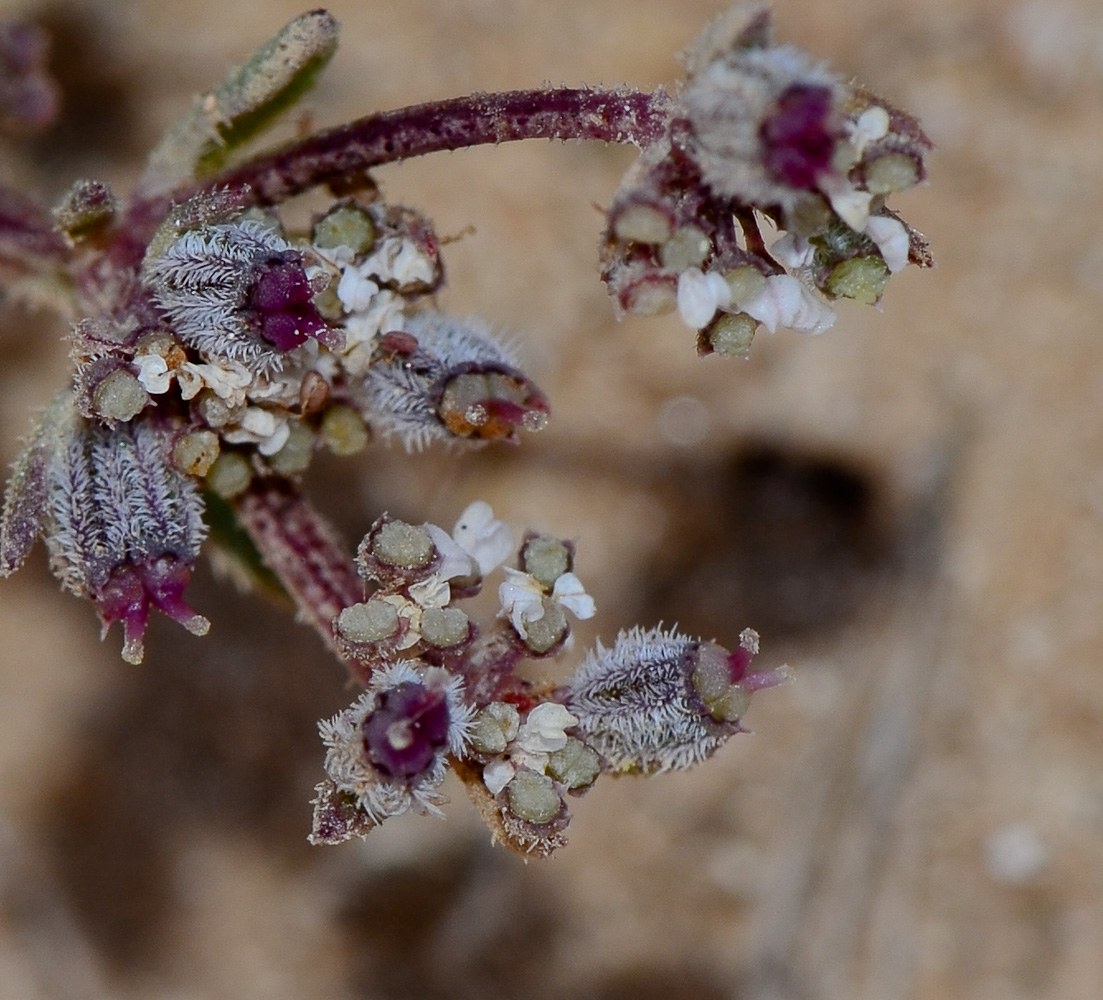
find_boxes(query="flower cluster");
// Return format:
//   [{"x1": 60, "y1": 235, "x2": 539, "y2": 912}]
[
  {"x1": 0, "y1": 4, "x2": 929, "y2": 855},
  {"x1": 313, "y1": 499, "x2": 783, "y2": 855},
  {"x1": 600, "y1": 1, "x2": 931, "y2": 358}
]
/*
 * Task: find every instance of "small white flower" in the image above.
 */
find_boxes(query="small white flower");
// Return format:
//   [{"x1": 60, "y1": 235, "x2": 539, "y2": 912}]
[
  {"x1": 742, "y1": 274, "x2": 835, "y2": 335},
  {"x1": 407, "y1": 503, "x2": 510, "y2": 606},
  {"x1": 134, "y1": 353, "x2": 172, "y2": 394},
  {"x1": 677, "y1": 267, "x2": 732, "y2": 329},
  {"x1": 498, "y1": 567, "x2": 596, "y2": 639},
  {"x1": 221, "y1": 407, "x2": 290, "y2": 455},
  {"x1": 408, "y1": 525, "x2": 473, "y2": 609},
  {"x1": 482, "y1": 758, "x2": 515, "y2": 796},
  {"x1": 819, "y1": 173, "x2": 873, "y2": 231},
  {"x1": 361, "y1": 236, "x2": 436, "y2": 287},
  {"x1": 452, "y1": 500, "x2": 513, "y2": 576},
  {"x1": 499, "y1": 567, "x2": 548, "y2": 634},
  {"x1": 864, "y1": 214, "x2": 910, "y2": 274},
  {"x1": 515, "y1": 703, "x2": 578, "y2": 756},
  {"x1": 336, "y1": 266, "x2": 379, "y2": 313},
  {"x1": 482, "y1": 703, "x2": 580, "y2": 793},
  {"x1": 551, "y1": 572, "x2": 596, "y2": 621},
  {"x1": 176, "y1": 359, "x2": 254, "y2": 404},
  {"x1": 406, "y1": 501, "x2": 513, "y2": 609},
  {"x1": 847, "y1": 105, "x2": 890, "y2": 156},
  {"x1": 770, "y1": 232, "x2": 815, "y2": 270},
  {"x1": 337, "y1": 291, "x2": 408, "y2": 377}
]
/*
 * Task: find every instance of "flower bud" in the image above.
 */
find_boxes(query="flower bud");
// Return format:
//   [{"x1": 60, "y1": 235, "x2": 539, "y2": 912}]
[
  {"x1": 146, "y1": 219, "x2": 341, "y2": 376},
  {"x1": 564, "y1": 625, "x2": 787, "y2": 774},
  {"x1": 1, "y1": 394, "x2": 208, "y2": 663},
  {"x1": 361, "y1": 310, "x2": 549, "y2": 449}
]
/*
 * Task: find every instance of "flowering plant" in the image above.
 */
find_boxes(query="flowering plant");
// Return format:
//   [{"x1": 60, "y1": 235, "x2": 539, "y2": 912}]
[{"x1": 0, "y1": 3, "x2": 929, "y2": 856}]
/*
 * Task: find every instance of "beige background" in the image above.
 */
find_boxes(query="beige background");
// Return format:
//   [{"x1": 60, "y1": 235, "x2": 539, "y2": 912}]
[{"x1": 1, "y1": 1, "x2": 1101, "y2": 997}]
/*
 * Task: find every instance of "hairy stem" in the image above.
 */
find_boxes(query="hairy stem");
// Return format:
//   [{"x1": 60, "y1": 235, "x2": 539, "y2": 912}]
[
  {"x1": 204, "y1": 86, "x2": 671, "y2": 206},
  {"x1": 233, "y1": 477, "x2": 369, "y2": 684}
]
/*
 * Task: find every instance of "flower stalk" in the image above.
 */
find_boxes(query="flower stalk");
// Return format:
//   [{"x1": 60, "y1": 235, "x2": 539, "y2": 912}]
[
  {"x1": 233, "y1": 477, "x2": 367, "y2": 682},
  {"x1": 196, "y1": 87, "x2": 672, "y2": 207}
]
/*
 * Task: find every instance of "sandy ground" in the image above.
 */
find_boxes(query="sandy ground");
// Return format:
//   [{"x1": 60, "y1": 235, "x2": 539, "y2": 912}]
[{"x1": 0, "y1": 1, "x2": 1101, "y2": 998}]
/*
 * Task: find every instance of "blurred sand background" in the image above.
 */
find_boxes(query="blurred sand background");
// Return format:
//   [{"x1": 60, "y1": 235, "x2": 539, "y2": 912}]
[{"x1": 1, "y1": 1, "x2": 1101, "y2": 997}]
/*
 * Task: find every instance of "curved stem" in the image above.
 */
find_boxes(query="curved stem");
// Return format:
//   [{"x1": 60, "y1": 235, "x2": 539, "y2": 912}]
[{"x1": 202, "y1": 86, "x2": 670, "y2": 207}]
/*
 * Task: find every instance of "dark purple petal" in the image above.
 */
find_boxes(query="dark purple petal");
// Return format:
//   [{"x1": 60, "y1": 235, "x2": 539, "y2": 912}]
[
  {"x1": 249, "y1": 252, "x2": 314, "y2": 310},
  {"x1": 260, "y1": 312, "x2": 310, "y2": 350},
  {"x1": 246, "y1": 251, "x2": 336, "y2": 351},
  {"x1": 362, "y1": 681, "x2": 450, "y2": 779},
  {"x1": 760, "y1": 84, "x2": 835, "y2": 189}
]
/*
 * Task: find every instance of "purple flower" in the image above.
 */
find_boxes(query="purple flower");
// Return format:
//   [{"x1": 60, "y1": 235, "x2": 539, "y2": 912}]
[
  {"x1": 245, "y1": 249, "x2": 335, "y2": 351},
  {"x1": 146, "y1": 219, "x2": 341, "y2": 376},
  {"x1": 362, "y1": 679, "x2": 452, "y2": 779},
  {"x1": 760, "y1": 83, "x2": 836, "y2": 189}
]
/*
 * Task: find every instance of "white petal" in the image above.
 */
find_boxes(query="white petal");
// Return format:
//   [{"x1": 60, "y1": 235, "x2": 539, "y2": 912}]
[
  {"x1": 336, "y1": 267, "x2": 378, "y2": 313},
  {"x1": 256, "y1": 418, "x2": 291, "y2": 456},
  {"x1": 770, "y1": 232, "x2": 815, "y2": 270},
  {"x1": 677, "y1": 268, "x2": 732, "y2": 329},
  {"x1": 742, "y1": 275, "x2": 835, "y2": 336},
  {"x1": 452, "y1": 500, "x2": 514, "y2": 576},
  {"x1": 498, "y1": 569, "x2": 546, "y2": 635},
  {"x1": 742, "y1": 274, "x2": 804, "y2": 333},
  {"x1": 551, "y1": 572, "x2": 596, "y2": 620},
  {"x1": 482, "y1": 759, "x2": 516, "y2": 797},
  {"x1": 820, "y1": 174, "x2": 873, "y2": 230},
  {"x1": 864, "y1": 214, "x2": 910, "y2": 273},
  {"x1": 515, "y1": 702, "x2": 579, "y2": 755},
  {"x1": 848, "y1": 106, "x2": 890, "y2": 154},
  {"x1": 788, "y1": 282, "x2": 836, "y2": 335},
  {"x1": 407, "y1": 574, "x2": 452, "y2": 609},
  {"x1": 424, "y1": 523, "x2": 476, "y2": 582},
  {"x1": 176, "y1": 367, "x2": 203, "y2": 400}
]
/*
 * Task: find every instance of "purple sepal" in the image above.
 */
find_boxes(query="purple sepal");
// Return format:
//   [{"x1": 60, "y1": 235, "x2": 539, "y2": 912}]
[{"x1": 94, "y1": 556, "x2": 209, "y2": 664}]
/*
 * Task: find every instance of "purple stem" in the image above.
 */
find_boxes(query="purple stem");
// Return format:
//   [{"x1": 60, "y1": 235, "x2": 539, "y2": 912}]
[
  {"x1": 0, "y1": 184, "x2": 68, "y2": 266},
  {"x1": 195, "y1": 86, "x2": 670, "y2": 208},
  {"x1": 234, "y1": 477, "x2": 369, "y2": 685}
]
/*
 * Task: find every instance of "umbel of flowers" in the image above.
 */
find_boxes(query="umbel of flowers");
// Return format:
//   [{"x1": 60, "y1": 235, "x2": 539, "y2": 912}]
[{"x1": 0, "y1": 3, "x2": 928, "y2": 855}]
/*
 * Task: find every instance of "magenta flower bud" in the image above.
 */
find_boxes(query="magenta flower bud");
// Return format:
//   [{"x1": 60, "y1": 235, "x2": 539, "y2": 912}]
[
  {"x1": 246, "y1": 250, "x2": 342, "y2": 351},
  {"x1": 147, "y1": 219, "x2": 340, "y2": 375},
  {"x1": 0, "y1": 393, "x2": 208, "y2": 663},
  {"x1": 760, "y1": 83, "x2": 836, "y2": 189}
]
